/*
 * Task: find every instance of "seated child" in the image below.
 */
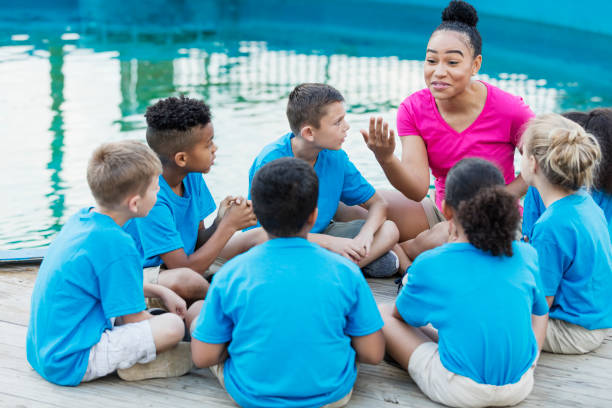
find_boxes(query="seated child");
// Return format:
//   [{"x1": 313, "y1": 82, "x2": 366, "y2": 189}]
[
  {"x1": 125, "y1": 96, "x2": 264, "y2": 303},
  {"x1": 27, "y1": 141, "x2": 199, "y2": 385},
  {"x1": 380, "y1": 158, "x2": 548, "y2": 408},
  {"x1": 191, "y1": 157, "x2": 385, "y2": 407},
  {"x1": 521, "y1": 113, "x2": 612, "y2": 354},
  {"x1": 248, "y1": 83, "x2": 406, "y2": 277},
  {"x1": 523, "y1": 108, "x2": 612, "y2": 240}
]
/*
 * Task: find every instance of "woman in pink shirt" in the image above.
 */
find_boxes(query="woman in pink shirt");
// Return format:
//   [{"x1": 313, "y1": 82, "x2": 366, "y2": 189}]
[{"x1": 360, "y1": 0, "x2": 533, "y2": 262}]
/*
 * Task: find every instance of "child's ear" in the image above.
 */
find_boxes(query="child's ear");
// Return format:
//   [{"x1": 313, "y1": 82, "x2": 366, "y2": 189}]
[
  {"x1": 174, "y1": 151, "x2": 188, "y2": 168},
  {"x1": 306, "y1": 207, "x2": 318, "y2": 227},
  {"x1": 126, "y1": 194, "x2": 140, "y2": 214},
  {"x1": 300, "y1": 125, "x2": 315, "y2": 142},
  {"x1": 441, "y1": 200, "x2": 453, "y2": 220}
]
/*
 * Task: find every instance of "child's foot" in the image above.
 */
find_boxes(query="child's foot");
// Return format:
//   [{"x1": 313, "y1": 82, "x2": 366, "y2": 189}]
[
  {"x1": 361, "y1": 251, "x2": 399, "y2": 278},
  {"x1": 117, "y1": 341, "x2": 192, "y2": 381}
]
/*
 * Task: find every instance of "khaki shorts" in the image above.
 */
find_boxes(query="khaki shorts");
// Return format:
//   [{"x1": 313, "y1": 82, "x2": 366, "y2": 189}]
[
  {"x1": 408, "y1": 342, "x2": 535, "y2": 408},
  {"x1": 210, "y1": 362, "x2": 353, "y2": 408},
  {"x1": 421, "y1": 196, "x2": 446, "y2": 229},
  {"x1": 81, "y1": 320, "x2": 156, "y2": 382},
  {"x1": 543, "y1": 318, "x2": 609, "y2": 354}
]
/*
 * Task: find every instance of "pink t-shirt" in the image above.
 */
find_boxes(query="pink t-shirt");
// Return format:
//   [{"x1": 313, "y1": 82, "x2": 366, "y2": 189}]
[{"x1": 397, "y1": 81, "x2": 534, "y2": 209}]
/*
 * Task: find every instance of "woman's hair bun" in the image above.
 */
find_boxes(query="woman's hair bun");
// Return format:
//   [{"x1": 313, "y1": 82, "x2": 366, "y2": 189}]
[{"x1": 442, "y1": 0, "x2": 478, "y2": 27}]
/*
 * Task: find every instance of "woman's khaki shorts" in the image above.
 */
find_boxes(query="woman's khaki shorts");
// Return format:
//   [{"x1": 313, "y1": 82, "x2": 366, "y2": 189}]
[
  {"x1": 421, "y1": 196, "x2": 446, "y2": 228},
  {"x1": 543, "y1": 318, "x2": 609, "y2": 354},
  {"x1": 408, "y1": 342, "x2": 535, "y2": 408}
]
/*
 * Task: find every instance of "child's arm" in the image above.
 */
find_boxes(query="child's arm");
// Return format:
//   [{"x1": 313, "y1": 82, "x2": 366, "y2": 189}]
[
  {"x1": 532, "y1": 313, "x2": 549, "y2": 351},
  {"x1": 350, "y1": 330, "x2": 385, "y2": 364},
  {"x1": 195, "y1": 196, "x2": 235, "y2": 248},
  {"x1": 191, "y1": 339, "x2": 229, "y2": 368},
  {"x1": 353, "y1": 192, "x2": 388, "y2": 256},
  {"x1": 143, "y1": 283, "x2": 187, "y2": 318},
  {"x1": 161, "y1": 197, "x2": 257, "y2": 274}
]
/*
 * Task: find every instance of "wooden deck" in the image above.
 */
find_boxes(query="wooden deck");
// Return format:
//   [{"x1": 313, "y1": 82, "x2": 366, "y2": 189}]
[{"x1": 1, "y1": 265, "x2": 611, "y2": 407}]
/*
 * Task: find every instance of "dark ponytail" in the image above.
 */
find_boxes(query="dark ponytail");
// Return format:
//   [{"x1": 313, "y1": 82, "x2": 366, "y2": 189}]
[
  {"x1": 456, "y1": 186, "x2": 520, "y2": 256},
  {"x1": 445, "y1": 158, "x2": 519, "y2": 257}
]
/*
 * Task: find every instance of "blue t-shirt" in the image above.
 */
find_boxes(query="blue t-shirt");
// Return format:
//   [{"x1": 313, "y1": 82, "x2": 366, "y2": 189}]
[
  {"x1": 247, "y1": 133, "x2": 376, "y2": 233},
  {"x1": 396, "y1": 241, "x2": 548, "y2": 386},
  {"x1": 523, "y1": 186, "x2": 612, "y2": 240},
  {"x1": 26, "y1": 208, "x2": 145, "y2": 386},
  {"x1": 192, "y1": 237, "x2": 383, "y2": 408},
  {"x1": 125, "y1": 173, "x2": 217, "y2": 267},
  {"x1": 530, "y1": 192, "x2": 612, "y2": 330}
]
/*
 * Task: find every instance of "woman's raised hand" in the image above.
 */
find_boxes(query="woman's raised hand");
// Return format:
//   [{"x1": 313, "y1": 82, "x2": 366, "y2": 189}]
[{"x1": 361, "y1": 116, "x2": 396, "y2": 164}]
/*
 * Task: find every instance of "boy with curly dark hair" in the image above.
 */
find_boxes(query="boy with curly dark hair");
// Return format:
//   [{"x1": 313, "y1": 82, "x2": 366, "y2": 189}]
[{"x1": 125, "y1": 96, "x2": 264, "y2": 304}]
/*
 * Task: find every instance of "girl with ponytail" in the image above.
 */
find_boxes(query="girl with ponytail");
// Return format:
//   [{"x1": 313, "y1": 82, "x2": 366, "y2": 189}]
[
  {"x1": 380, "y1": 158, "x2": 548, "y2": 408},
  {"x1": 521, "y1": 113, "x2": 612, "y2": 354}
]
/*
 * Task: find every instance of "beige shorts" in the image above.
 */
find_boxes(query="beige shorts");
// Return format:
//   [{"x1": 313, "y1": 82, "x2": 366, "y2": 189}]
[
  {"x1": 421, "y1": 196, "x2": 446, "y2": 228},
  {"x1": 210, "y1": 362, "x2": 353, "y2": 407},
  {"x1": 81, "y1": 319, "x2": 156, "y2": 382},
  {"x1": 408, "y1": 342, "x2": 535, "y2": 408},
  {"x1": 543, "y1": 318, "x2": 609, "y2": 354}
]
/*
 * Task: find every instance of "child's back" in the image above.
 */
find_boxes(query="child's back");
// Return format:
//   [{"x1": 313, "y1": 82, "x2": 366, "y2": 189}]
[
  {"x1": 399, "y1": 240, "x2": 543, "y2": 385},
  {"x1": 194, "y1": 237, "x2": 379, "y2": 406},
  {"x1": 27, "y1": 208, "x2": 145, "y2": 385},
  {"x1": 521, "y1": 113, "x2": 612, "y2": 354},
  {"x1": 531, "y1": 192, "x2": 612, "y2": 330},
  {"x1": 191, "y1": 157, "x2": 384, "y2": 407}
]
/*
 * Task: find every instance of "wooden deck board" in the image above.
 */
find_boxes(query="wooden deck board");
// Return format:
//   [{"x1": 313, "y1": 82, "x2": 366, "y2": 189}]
[{"x1": 1, "y1": 266, "x2": 611, "y2": 407}]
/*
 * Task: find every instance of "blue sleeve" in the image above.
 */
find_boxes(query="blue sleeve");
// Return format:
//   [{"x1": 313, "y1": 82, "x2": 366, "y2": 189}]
[
  {"x1": 532, "y1": 284, "x2": 549, "y2": 316},
  {"x1": 137, "y1": 202, "x2": 185, "y2": 258},
  {"x1": 191, "y1": 280, "x2": 234, "y2": 344},
  {"x1": 99, "y1": 254, "x2": 145, "y2": 319},
  {"x1": 522, "y1": 187, "x2": 545, "y2": 240},
  {"x1": 530, "y1": 231, "x2": 566, "y2": 297},
  {"x1": 345, "y1": 270, "x2": 384, "y2": 336},
  {"x1": 395, "y1": 260, "x2": 433, "y2": 328},
  {"x1": 339, "y1": 152, "x2": 375, "y2": 206}
]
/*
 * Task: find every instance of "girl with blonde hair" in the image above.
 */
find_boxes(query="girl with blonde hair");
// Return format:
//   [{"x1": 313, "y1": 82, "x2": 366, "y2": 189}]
[{"x1": 521, "y1": 113, "x2": 612, "y2": 354}]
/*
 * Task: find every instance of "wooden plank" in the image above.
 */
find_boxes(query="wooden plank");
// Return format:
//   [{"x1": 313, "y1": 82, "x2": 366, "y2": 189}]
[{"x1": 2, "y1": 266, "x2": 612, "y2": 407}]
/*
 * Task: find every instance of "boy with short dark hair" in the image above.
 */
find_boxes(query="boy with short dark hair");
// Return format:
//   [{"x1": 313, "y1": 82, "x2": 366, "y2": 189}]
[
  {"x1": 191, "y1": 157, "x2": 385, "y2": 407},
  {"x1": 27, "y1": 141, "x2": 196, "y2": 386},
  {"x1": 125, "y1": 96, "x2": 264, "y2": 303},
  {"x1": 248, "y1": 83, "x2": 406, "y2": 277}
]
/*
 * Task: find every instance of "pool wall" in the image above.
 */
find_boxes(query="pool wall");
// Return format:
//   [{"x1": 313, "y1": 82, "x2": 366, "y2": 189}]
[{"x1": 2, "y1": 0, "x2": 612, "y2": 36}]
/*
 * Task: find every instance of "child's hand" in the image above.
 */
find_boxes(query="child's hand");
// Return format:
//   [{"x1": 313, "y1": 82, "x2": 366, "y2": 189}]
[
  {"x1": 327, "y1": 236, "x2": 366, "y2": 264},
  {"x1": 350, "y1": 232, "x2": 373, "y2": 259},
  {"x1": 361, "y1": 116, "x2": 396, "y2": 164},
  {"x1": 216, "y1": 196, "x2": 236, "y2": 221},
  {"x1": 160, "y1": 287, "x2": 187, "y2": 318},
  {"x1": 221, "y1": 196, "x2": 257, "y2": 231}
]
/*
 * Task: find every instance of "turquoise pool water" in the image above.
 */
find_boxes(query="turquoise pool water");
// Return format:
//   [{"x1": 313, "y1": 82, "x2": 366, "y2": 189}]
[{"x1": 1, "y1": 3, "x2": 611, "y2": 250}]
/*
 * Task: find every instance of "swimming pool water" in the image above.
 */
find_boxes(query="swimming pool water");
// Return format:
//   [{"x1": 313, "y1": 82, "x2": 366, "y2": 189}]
[{"x1": 1, "y1": 3, "x2": 610, "y2": 249}]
